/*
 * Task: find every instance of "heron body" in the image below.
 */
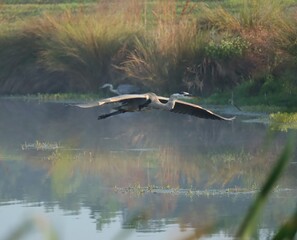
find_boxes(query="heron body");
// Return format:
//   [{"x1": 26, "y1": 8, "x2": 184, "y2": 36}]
[{"x1": 75, "y1": 92, "x2": 235, "y2": 121}]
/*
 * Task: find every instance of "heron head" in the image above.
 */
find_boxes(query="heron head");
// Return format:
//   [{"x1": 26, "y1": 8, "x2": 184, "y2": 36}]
[
  {"x1": 171, "y1": 92, "x2": 192, "y2": 99},
  {"x1": 180, "y1": 91, "x2": 191, "y2": 97}
]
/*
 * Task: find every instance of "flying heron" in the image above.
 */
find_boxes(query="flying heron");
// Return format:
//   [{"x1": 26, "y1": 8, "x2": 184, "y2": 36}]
[
  {"x1": 101, "y1": 83, "x2": 141, "y2": 95},
  {"x1": 75, "y1": 92, "x2": 235, "y2": 121}
]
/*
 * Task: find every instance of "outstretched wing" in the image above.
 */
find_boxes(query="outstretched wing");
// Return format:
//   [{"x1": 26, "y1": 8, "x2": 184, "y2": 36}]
[
  {"x1": 74, "y1": 94, "x2": 149, "y2": 108},
  {"x1": 74, "y1": 101, "x2": 101, "y2": 108},
  {"x1": 171, "y1": 100, "x2": 235, "y2": 121},
  {"x1": 157, "y1": 96, "x2": 169, "y2": 103}
]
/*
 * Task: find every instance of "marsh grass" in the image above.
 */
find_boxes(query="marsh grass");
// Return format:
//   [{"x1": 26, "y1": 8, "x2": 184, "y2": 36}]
[
  {"x1": 198, "y1": 0, "x2": 292, "y2": 32},
  {"x1": 32, "y1": 10, "x2": 143, "y2": 90},
  {"x1": 0, "y1": 3, "x2": 144, "y2": 93},
  {"x1": 0, "y1": 0, "x2": 296, "y2": 100},
  {"x1": 197, "y1": 3, "x2": 241, "y2": 32},
  {"x1": 238, "y1": 0, "x2": 290, "y2": 30},
  {"x1": 118, "y1": 0, "x2": 208, "y2": 93}
]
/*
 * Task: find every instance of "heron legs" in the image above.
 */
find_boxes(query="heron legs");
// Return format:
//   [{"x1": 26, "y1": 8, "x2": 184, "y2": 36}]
[
  {"x1": 98, "y1": 109, "x2": 126, "y2": 120},
  {"x1": 98, "y1": 99, "x2": 151, "y2": 120}
]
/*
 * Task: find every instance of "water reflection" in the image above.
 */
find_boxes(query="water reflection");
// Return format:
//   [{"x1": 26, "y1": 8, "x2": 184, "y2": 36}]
[{"x1": 0, "y1": 99, "x2": 296, "y2": 240}]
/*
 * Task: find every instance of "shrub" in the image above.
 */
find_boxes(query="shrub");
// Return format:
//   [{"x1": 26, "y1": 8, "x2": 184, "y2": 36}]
[{"x1": 205, "y1": 36, "x2": 250, "y2": 59}]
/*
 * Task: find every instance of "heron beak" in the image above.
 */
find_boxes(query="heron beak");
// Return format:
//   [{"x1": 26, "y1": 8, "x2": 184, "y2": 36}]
[
  {"x1": 180, "y1": 91, "x2": 192, "y2": 97},
  {"x1": 183, "y1": 92, "x2": 193, "y2": 98}
]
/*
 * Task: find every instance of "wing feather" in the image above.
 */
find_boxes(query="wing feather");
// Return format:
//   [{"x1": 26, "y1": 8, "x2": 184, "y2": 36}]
[
  {"x1": 157, "y1": 96, "x2": 169, "y2": 103},
  {"x1": 171, "y1": 100, "x2": 235, "y2": 121},
  {"x1": 74, "y1": 94, "x2": 149, "y2": 108}
]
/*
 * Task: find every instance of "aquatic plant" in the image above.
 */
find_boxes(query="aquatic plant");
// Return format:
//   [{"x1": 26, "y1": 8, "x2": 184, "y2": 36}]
[
  {"x1": 270, "y1": 112, "x2": 297, "y2": 123},
  {"x1": 21, "y1": 140, "x2": 61, "y2": 151},
  {"x1": 269, "y1": 112, "x2": 297, "y2": 131}
]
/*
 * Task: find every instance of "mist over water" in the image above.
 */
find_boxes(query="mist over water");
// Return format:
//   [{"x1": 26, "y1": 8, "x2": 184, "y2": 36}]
[{"x1": 0, "y1": 99, "x2": 296, "y2": 240}]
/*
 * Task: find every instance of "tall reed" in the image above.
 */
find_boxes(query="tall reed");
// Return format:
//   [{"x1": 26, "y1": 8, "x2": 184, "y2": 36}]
[
  {"x1": 0, "y1": 2, "x2": 144, "y2": 93},
  {"x1": 118, "y1": 0, "x2": 208, "y2": 93},
  {"x1": 0, "y1": 0, "x2": 296, "y2": 95},
  {"x1": 35, "y1": 11, "x2": 142, "y2": 91}
]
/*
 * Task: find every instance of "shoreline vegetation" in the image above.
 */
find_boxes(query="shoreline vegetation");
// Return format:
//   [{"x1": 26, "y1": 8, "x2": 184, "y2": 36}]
[{"x1": 0, "y1": 0, "x2": 296, "y2": 111}]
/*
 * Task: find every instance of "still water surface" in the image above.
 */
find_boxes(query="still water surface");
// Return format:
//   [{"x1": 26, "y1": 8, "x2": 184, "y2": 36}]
[{"x1": 0, "y1": 99, "x2": 296, "y2": 240}]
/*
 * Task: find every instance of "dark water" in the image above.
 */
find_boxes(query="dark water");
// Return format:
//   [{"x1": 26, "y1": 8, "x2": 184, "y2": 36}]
[{"x1": 0, "y1": 99, "x2": 296, "y2": 240}]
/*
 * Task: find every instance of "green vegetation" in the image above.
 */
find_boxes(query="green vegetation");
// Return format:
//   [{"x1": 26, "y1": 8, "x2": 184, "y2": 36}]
[
  {"x1": 205, "y1": 73, "x2": 297, "y2": 112},
  {"x1": 0, "y1": 0, "x2": 296, "y2": 108},
  {"x1": 269, "y1": 112, "x2": 297, "y2": 131},
  {"x1": 205, "y1": 36, "x2": 250, "y2": 59},
  {"x1": 270, "y1": 112, "x2": 297, "y2": 123}
]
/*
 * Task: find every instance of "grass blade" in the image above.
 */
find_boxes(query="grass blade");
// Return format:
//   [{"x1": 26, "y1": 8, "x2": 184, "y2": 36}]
[{"x1": 236, "y1": 133, "x2": 296, "y2": 239}]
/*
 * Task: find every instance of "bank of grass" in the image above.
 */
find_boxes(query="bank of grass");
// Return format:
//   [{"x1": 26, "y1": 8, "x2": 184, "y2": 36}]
[
  {"x1": 0, "y1": 0, "x2": 296, "y2": 105},
  {"x1": 1, "y1": 92, "x2": 101, "y2": 103},
  {"x1": 269, "y1": 112, "x2": 297, "y2": 131},
  {"x1": 204, "y1": 71, "x2": 297, "y2": 112}
]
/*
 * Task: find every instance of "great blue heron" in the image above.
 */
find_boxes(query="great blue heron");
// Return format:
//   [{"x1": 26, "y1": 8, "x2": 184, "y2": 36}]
[
  {"x1": 101, "y1": 83, "x2": 141, "y2": 95},
  {"x1": 75, "y1": 92, "x2": 235, "y2": 121}
]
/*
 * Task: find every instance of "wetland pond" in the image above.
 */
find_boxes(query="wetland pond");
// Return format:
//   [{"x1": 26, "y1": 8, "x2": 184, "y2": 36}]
[{"x1": 0, "y1": 99, "x2": 296, "y2": 240}]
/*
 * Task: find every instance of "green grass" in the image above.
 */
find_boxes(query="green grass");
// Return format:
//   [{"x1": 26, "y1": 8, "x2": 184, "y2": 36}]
[
  {"x1": 270, "y1": 112, "x2": 297, "y2": 123},
  {"x1": 204, "y1": 71, "x2": 297, "y2": 112},
  {"x1": 269, "y1": 112, "x2": 297, "y2": 131}
]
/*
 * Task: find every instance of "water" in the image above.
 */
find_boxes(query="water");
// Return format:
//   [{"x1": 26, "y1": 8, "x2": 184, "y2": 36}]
[{"x1": 0, "y1": 99, "x2": 296, "y2": 240}]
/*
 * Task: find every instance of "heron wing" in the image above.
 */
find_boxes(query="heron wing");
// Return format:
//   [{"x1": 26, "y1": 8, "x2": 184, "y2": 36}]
[
  {"x1": 171, "y1": 100, "x2": 235, "y2": 121},
  {"x1": 74, "y1": 94, "x2": 149, "y2": 108}
]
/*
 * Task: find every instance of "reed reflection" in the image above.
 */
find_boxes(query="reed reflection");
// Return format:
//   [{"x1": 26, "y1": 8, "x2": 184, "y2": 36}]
[{"x1": 0, "y1": 99, "x2": 296, "y2": 238}]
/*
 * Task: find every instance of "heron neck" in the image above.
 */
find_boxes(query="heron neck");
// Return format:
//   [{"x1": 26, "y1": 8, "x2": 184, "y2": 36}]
[
  {"x1": 166, "y1": 96, "x2": 178, "y2": 109},
  {"x1": 109, "y1": 85, "x2": 118, "y2": 94}
]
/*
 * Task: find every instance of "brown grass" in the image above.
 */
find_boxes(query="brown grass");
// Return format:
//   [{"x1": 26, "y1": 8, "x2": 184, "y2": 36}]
[{"x1": 0, "y1": 0, "x2": 296, "y2": 95}]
